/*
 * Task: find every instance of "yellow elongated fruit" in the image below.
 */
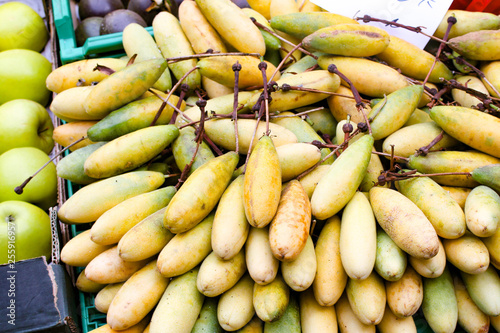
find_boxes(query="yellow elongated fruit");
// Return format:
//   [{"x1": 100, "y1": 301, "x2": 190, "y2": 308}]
[
  {"x1": 276, "y1": 142, "x2": 321, "y2": 181},
  {"x1": 271, "y1": 111, "x2": 333, "y2": 165},
  {"x1": 336, "y1": 292, "x2": 376, "y2": 333},
  {"x1": 85, "y1": 246, "x2": 150, "y2": 284},
  {"x1": 430, "y1": 105, "x2": 500, "y2": 158},
  {"x1": 245, "y1": 70, "x2": 340, "y2": 113},
  {"x1": 299, "y1": 287, "x2": 338, "y2": 333},
  {"x1": 303, "y1": 24, "x2": 390, "y2": 57},
  {"x1": 212, "y1": 175, "x2": 249, "y2": 260},
  {"x1": 408, "y1": 150, "x2": 500, "y2": 188},
  {"x1": 245, "y1": 226, "x2": 280, "y2": 285},
  {"x1": 376, "y1": 35, "x2": 452, "y2": 83},
  {"x1": 60, "y1": 229, "x2": 113, "y2": 267},
  {"x1": 58, "y1": 171, "x2": 165, "y2": 224},
  {"x1": 86, "y1": 91, "x2": 183, "y2": 143},
  {"x1": 52, "y1": 120, "x2": 97, "y2": 151},
  {"x1": 57, "y1": 142, "x2": 107, "y2": 185},
  {"x1": 408, "y1": 238, "x2": 446, "y2": 279},
  {"x1": 152, "y1": 11, "x2": 201, "y2": 91},
  {"x1": 202, "y1": 75, "x2": 234, "y2": 99},
  {"x1": 76, "y1": 268, "x2": 106, "y2": 293},
  {"x1": 374, "y1": 228, "x2": 407, "y2": 282},
  {"x1": 340, "y1": 191, "x2": 377, "y2": 280},
  {"x1": 453, "y1": 274, "x2": 491, "y2": 333},
  {"x1": 84, "y1": 124, "x2": 179, "y2": 179},
  {"x1": 244, "y1": 135, "x2": 282, "y2": 228},
  {"x1": 157, "y1": 214, "x2": 213, "y2": 278},
  {"x1": 50, "y1": 86, "x2": 99, "y2": 122},
  {"x1": 452, "y1": 75, "x2": 489, "y2": 108},
  {"x1": 281, "y1": 235, "x2": 316, "y2": 292},
  {"x1": 269, "y1": 0, "x2": 302, "y2": 64},
  {"x1": 299, "y1": 164, "x2": 330, "y2": 199},
  {"x1": 422, "y1": 267, "x2": 458, "y2": 333},
  {"x1": 164, "y1": 151, "x2": 239, "y2": 233},
  {"x1": 327, "y1": 85, "x2": 370, "y2": 123},
  {"x1": 480, "y1": 60, "x2": 500, "y2": 97},
  {"x1": 313, "y1": 215, "x2": 347, "y2": 306},
  {"x1": 89, "y1": 316, "x2": 150, "y2": 333},
  {"x1": 311, "y1": 134, "x2": 374, "y2": 220},
  {"x1": 448, "y1": 30, "x2": 500, "y2": 61},
  {"x1": 217, "y1": 274, "x2": 255, "y2": 331},
  {"x1": 443, "y1": 231, "x2": 490, "y2": 275},
  {"x1": 346, "y1": 271, "x2": 386, "y2": 325},
  {"x1": 369, "y1": 187, "x2": 439, "y2": 260},
  {"x1": 192, "y1": 297, "x2": 224, "y2": 333},
  {"x1": 464, "y1": 185, "x2": 500, "y2": 238},
  {"x1": 178, "y1": 0, "x2": 227, "y2": 54},
  {"x1": 253, "y1": 273, "x2": 290, "y2": 322},
  {"x1": 385, "y1": 265, "x2": 423, "y2": 318},
  {"x1": 150, "y1": 268, "x2": 205, "y2": 333},
  {"x1": 263, "y1": 294, "x2": 301, "y2": 333},
  {"x1": 122, "y1": 23, "x2": 172, "y2": 92},
  {"x1": 270, "y1": 11, "x2": 357, "y2": 40},
  {"x1": 91, "y1": 187, "x2": 176, "y2": 245},
  {"x1": 107, "y1": 260, "x2": 169, "y2": 330},
  {"x1": 94, "y1": 282, "x2": 124, "y2": 314},
  {"x1": 442, "y1": 186, "x2": 471, "y2": 209},
  {"x1": 382, "y1": 122, "x2": 460, "y2": 159},
  {"x1": 368, "y1": 85, "x2": 423, "y2": 140},
  {"x1": 84, "y1": 58, "x2": 167, "y2": 118},
  {"x1": 46, "y1": 58, "x2": 127, "y2": 93},
  {"x1": 197, "y1": 249, "x2": 247, "y2": 297},
  {"x1": 483, "y1": 224, "x2": 500, "y2": 270},
  {"x1": 377, "y1": 304, "x2": 417, "y2": 333},
  {"x1": 396, "y1": 175, "x2": 466, "y2": 239},
  {"x1": 234, "y1": 315, "x2": 263, "y2": 332},
  {"x1": 172, "y1": 126, "x2": 215, "y2": 176},
  {"x1": 198, "y1": 56, "x2": 278, "y2": 89},
  {"x1": 242, "y1": 8, "x2": 281, "y2": 51},
  {"x1": 204, "y1": 118, "x2": 298, "y2": 154},
  {"x1": 195, "y1": 0, "x2": 265, "y2": 55},
  {"x1": 117, "y1": 207, "x2": 174, "y2": 262},
  {"x1": 435, "y1": 10, "x2": 500, "y2": 39},
  {"x1": 359, "y1": 149, "x2": 386, "y2": 192},
  {"x1": 175, "y1": 91, "x2": 254, "y2": 127},
  {"x1": 269, "y1": 180, "x2": 311, "y2": 261},
  {"x1": 318, "y1": 55, "x2": 409, "y2": 98},
  {"x1": 461, "y1": 266, "x2": 500, "y2": 316}
]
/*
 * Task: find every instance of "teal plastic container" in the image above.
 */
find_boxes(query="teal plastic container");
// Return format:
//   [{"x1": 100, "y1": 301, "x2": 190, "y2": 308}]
[{"x1": 51, "y1": 0, "x2": 153, "y2": 64}]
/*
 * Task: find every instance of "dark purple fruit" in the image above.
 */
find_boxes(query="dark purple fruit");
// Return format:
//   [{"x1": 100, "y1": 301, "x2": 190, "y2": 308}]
[
  {"x1": 75, "y1": 17, "x2": 103, "y2": 46},
  {"x1": 127, "y1": 0, "x2": 162, "y2": 25},
  {"x1": 100, "y1": 9, "x2": 147, "y2": 35},
  {"x1": 78, "y1": 0, "x2": 124, "y2": 20}
]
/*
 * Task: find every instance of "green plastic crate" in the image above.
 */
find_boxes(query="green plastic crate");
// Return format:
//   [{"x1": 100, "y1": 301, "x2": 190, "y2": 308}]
[{"x1": 51, "y1": 0, "x2": 153, "y2": 64}]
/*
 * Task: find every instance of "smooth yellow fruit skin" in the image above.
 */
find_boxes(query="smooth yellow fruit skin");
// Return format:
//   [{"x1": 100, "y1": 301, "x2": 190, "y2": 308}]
[
  {"x1": 245, "y1": 226, "x2": 280, "y2": 285},
  {"x1": 299, "y1": 287, "x2": 338, "y2": 333},
  {"x1": 217, "y1": 274, "x2": 255, "y2": 331},
  {"x1": 244, "y1": 135, "x2": 282, "y2": 228},
  {"x1": 453, "y1": 274, "x2": 491, "y2": 333},
  {"x1": 107, "y1": 260, "x2": 169, "y2": 330},
  {"x1": 369, "y1": 187, "x2": 439, "y2": 260},
  {"x1": 60, "y1": 229, "x2": 113, "y2": 267},
  {"x1": 311, "y1": 134, "x2": 374, "y2": 220},
  {"x1": 408, "y1": 238, "x2": 446, "y2": 279},
  {"x1": 430, "y1": 105, "x2": 500, "y2": 159},
  {"x1": 313, "y1": 215, "x2": 347, "y2": 306},
  {"x1": 464, "y1": 185, "x2": 500, "y2": 238},
  {"x1": 335, "y1": 292, "x2": 376, "y2": 333},
  {"x1": 443, "y1": 231, "x2": 490, "y2": 275},
  {"x1": 253, "y1": 273, "x2": 290, "y2": 322},
  {"x1": 164, "y1": 151, "x2": 239, "y2": 233},
  {"x1": 195, "y1": 0, "x2": 265, "y2": 55},
  {"x1": 385, "y1": 265, "x2": 423, "y2": 318},
  {"x1": 346, "y1": 271, "x2": 386, "y2": 325},
  {"x1": 376, "y1": 35, "x2": 452, "y2": 83},
  {"x1": 58, "y1": 171, "x2": 165, "y2": 224}
]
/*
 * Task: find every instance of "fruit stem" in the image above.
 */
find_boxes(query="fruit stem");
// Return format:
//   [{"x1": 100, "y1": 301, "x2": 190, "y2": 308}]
[
  {"x1": 14, "y1": 136, "x2": 86, "y2": 194},
  {"x1": 232, "y1": 61, "x2": 242, "y2": 155},
  {"x1": 415, "y1": 130, "x2": 445, "y2": 156}
]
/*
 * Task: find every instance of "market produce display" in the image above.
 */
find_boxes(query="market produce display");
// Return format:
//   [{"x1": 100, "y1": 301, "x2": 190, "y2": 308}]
[{"x1": 19, "y1": 0, "x2": 500, "y2": 332}]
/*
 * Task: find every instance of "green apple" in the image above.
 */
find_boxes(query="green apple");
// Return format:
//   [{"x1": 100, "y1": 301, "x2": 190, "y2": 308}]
[
  {"x1": 0, "y1": 200, "x2": 52, "y2": 265},
  {"x1": 0, "y1": 147, "x2": 57, "y2": 210},
  {"x1": 0, "y1": 2, "x2": 49, "y2": 52},
  {"x1": 0, "y1": 49, "x2": 52, "y2": 106},
  {"x1": 0, "y1": 99, "x2": 54, "y2": 155}
]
